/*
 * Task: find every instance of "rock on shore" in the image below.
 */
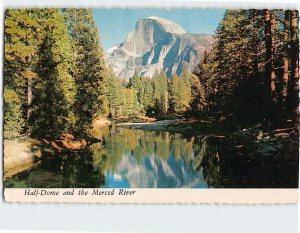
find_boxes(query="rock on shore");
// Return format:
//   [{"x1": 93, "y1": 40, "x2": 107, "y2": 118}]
[{"x1": 4, "y1": 138, "x2": 42, "y2": 180}]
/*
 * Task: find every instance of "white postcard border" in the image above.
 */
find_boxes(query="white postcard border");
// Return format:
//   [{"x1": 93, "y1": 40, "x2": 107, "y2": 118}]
[{"x1": 4, "y1": 188, "x2": 298, "y2": 204}]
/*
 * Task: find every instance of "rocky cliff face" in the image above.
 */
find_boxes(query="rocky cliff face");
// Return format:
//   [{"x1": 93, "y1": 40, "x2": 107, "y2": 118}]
[{"x1": 106, "y1": 16, "x2": 213, "y2": 80}]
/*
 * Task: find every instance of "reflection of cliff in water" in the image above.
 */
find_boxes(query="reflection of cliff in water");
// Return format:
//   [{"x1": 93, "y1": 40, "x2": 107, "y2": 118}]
[
  {"x1": 4, "y1": 124, "x2": 298, "y2": 188},
  {"x1": 91, "y1": 125, "x2": 208, "y2": 188}
]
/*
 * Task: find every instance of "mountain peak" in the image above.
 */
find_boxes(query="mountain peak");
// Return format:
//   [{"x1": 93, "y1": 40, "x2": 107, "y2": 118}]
[
  {"x1": 106, "y1": 17, "x2": 214, "y2": 80},
  {"x1": 146, "y1": 16, "x2": 186, "y2": 34},
  {"x1": 122, "y1": 16, "x2": 187, "y2": 56}
]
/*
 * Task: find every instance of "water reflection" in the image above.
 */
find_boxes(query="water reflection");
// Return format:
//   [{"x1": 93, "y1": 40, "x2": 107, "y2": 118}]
[
  {"x1": 4, "y1": 124, "x2": 298, "y2": 188},
  {"x1": 91, "y1": 125, "x2": 208, "y2": 188}
]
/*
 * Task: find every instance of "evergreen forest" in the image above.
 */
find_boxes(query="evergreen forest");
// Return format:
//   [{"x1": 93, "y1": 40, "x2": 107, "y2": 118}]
[{"x1": 4, "y1": 9, "x2": 299, "y2": 140}]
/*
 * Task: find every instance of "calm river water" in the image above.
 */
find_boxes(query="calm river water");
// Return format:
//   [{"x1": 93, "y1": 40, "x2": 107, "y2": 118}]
[{"x1": 4, "y1": 124, "x2": 298, "y2": 188}]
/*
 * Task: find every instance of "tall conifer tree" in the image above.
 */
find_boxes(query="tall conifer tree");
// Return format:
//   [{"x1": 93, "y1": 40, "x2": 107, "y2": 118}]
[
  {"x1": 29, "y1": 9, "x2": 76, "y2": 138},
  {"x1": 4, "y1": 9, "x2": 44, "y2": 132},
  {"x1": 63, "y1": 9, "x2": 109, "y2": 136}
]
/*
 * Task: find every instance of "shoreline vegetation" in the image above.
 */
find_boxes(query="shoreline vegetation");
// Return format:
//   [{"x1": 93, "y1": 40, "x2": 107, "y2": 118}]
[
  {"x1": 4, "y1": 9, "x2": 299, "y2": 186},
  {"x1": 4, "y1": 116, "x2": 298, "y2": 180}
]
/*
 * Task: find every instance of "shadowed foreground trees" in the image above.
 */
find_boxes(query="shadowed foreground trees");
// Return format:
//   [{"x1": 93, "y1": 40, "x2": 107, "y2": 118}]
[{"x1": 194, "y1": 9, "x2": 299, "y2": 126}]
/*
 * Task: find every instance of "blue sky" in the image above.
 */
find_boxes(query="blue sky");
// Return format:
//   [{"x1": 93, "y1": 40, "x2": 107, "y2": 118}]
[{"x1": 93, "y1": 9, "x2": 225, "y2": 51}]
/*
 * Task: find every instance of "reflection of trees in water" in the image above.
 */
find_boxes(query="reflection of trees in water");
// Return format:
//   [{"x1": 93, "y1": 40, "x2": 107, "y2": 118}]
[
  {"x1": 200, "y1": 144, "x2": 221, "y2": 188},
  {"x1": 187, "y1": 136, "x2": 222, "y2": 188},
  {"x1": 59, "y1": 148, "x2": 104, "y2": 187},
  {"x1": 90, "y1": 126, "x2": 210, "y2": 176},
  {"x1": 192, "y1": 136, "x2": 208, "y2": 170},
  {"x1": 200, "y1": 138, "x2": 299, "y2": 188},
  {"x1": 92, "y1": 125, "x2": 298, "y2": 188},
  {"x1": 41, "y1": 148, "x2": 105, "y2": 187},
  {"x1": 5, "y1": 147, "x2": 105, "y2": 188},
  {"x1": 6, "y1": 125, "x2": 298, "y2": 188}
]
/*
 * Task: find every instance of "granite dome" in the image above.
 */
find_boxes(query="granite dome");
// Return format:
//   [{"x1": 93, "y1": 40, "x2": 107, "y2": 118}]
[{"x1": 106, "y1": 16, "x2": 213, "y2": 80}]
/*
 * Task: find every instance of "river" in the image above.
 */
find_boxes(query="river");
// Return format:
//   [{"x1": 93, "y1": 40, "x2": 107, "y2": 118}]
[{"x1": 4, "y1": 124, "x2": 298, "y2": 188}]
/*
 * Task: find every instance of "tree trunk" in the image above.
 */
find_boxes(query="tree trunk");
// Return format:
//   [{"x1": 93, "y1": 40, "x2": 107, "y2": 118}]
[
  {"x1": 270, "y1": 11, "x2": 276, "y2": 95},
  {"x1": 290, "y1": 10, "x2": 299, "y2": 81},
  {"x1": 288, "y1": 10, "x2": 299, "y2": 118},
  {"x1": 264, "y1": 9, "x2": 276, "y2": 99},
  {"x1": 27, "y1": 76, "x2": 33, "y2": 121},
  {"x1": 282, "y1": 10, "x2": 290, "y2": 99}
]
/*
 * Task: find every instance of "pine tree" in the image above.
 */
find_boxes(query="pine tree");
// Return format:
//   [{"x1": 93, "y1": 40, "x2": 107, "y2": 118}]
[
  {"x1": 263, "y1": 9, "x2": 276, "y2": 100},
  {"x1": 124, "y1": 88, "x2": 136, "y2": 116},
  {"x1": 105, "y1": 71, "x2": 126, "y2": 117},
  {"x1": 169, "y1": 72, "x2": 180, "y2": 113},
  {"x1": 151, "y1": 70, "x2": 169, "y2": 116},
  {"x1": 142, "y1": 77, "x2": 154, "y2": 113},
  {"x1": 205, "y1": 10, "x2": 267, "y2": 122},
  {"x1": 4, "y1": 88, "x2": 25, "y2": 138},
  {"x1": 63, "y1": 9, "x2": 109, "y2": 136},
  {"x1": 128, "y1": 69, "x2": 143, "y2": 113},
  {"x1": 29, "y1": 9, "x2": 76, "y2": 138},
  {"x1": 4, "y1": 9, "x2": 44, "y2": 131},
  {"x1": 282, "y1": 10, "x2": 290, "y2": 100},
  {"x1": 160, "y1": 90, "x2": 169, "y2": 115},
  {"x1": 288, "y1": 10, "x2": 299, "y2": 118},
  {"x1": 179, "y1": 67, "x2": 192, "y2": 113},
  {"x1": 152, "y1": 69, "x2": 162, "y2": 101},
  {"x1": 264, "y1": 9, "x2": 275, "y2": 96},
  {"x1": 189, "y1": 74, "x2": 206, "y2": 117}
]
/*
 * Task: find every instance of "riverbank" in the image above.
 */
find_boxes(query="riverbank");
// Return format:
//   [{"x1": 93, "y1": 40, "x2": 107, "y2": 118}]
[
  {"x1": 4, "y1": 117, "x2": 113, "y2": 179},
  {"x1": 4, "y1": 117, "x2": 298, "y2": 188},
  {"x1": 117, "y1": 118, "x2": 298, "y2": 139},
  {"x1": 118, "y1": 119, "x2": 174, "y2": 131},
  {"x1": 4, "y1": 117, "x2": 298, "y2": 183},
  {"x1": 4, "y1": 138, "x2": 42, "y2": 180},
  {"x1": 117, "y1": 118, "x2": 230, "y2": 137},
  {"x1": 117, "y1": 118, "x2": 299, "y2": 159}
]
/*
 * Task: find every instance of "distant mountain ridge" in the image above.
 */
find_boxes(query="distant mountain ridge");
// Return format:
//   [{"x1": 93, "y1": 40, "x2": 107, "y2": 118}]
[{"x1": 105, "y1": 16, "x2": 214, "y2": 80}]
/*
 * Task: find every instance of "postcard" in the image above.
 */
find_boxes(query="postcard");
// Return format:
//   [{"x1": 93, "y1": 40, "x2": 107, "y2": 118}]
[{"x1": 3, "y1": 8, "x2": 299, "y2": 203}]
